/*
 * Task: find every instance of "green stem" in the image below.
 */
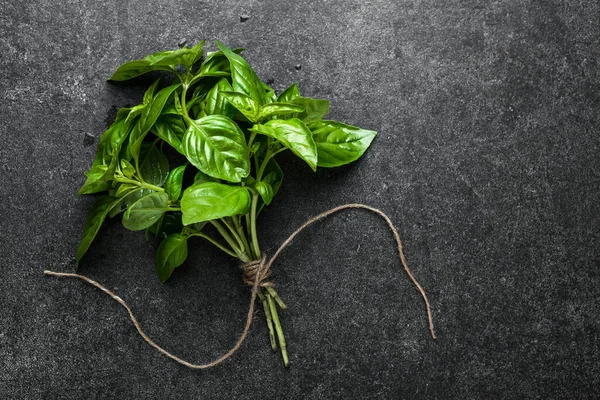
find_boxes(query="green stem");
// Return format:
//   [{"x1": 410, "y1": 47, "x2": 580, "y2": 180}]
[
  {"x1": 267, "y1": 293, "x2": 289, "y2": 367},
  {"x1": 210, "y1": 220, "x2": 249, "y2": 262},
  {"x1": 247, "y1": 131, "x2": 258, "y2": 153},
  {"x1": 115, "y1": 177, "x2": 165, "y2": 193},
  {"x1": 266, "y1": 286, "x2": 287, "y2": 310},
  {"x1": 233, "y1": 216, "x2": 252, "y2": 256},
  {"x1": 258, "y1": 291, "x2": 277, "y2": 350},
  {"x1": 256, "y1": 151, "x2": 272, "y2": 182},
  {"x1": 181, "y1": 83, "x2": 189, "y2": 117},
  {"x1": 221, "y1": 218, "x2": 246, "y2": 255},
  {"x1": 249, "y1": 194, "x2": 261, "y2": 259},
  {"x1": 188, "y1": 232, "x2": 237, "y2": 258}
]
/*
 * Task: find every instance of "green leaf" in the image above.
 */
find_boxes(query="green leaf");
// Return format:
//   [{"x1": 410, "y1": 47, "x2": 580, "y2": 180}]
[
  {"x1": 203, "y1": 78, "x2": 234, "y2": 117},
  {"x1": 152, "y1": 115, "x2": 185, "y2": 154},
  {"x1": 277, "y1": 83, "x2": 301, "y2": 102},
  {"x1": 220, "y1": 91, "x2": 259, "y2": 122},
  {"x1": 131, "y1": 84, "x2": 181, "y2": 166},
  {"x1": 75, "y1": 196, "x2": 119, "y2": 265},
  {"x1": 250, "y1": 118, "x2": 318, "y2": 171},
  {"x1": 182, "y1": 115, "x2": 250, "y2": 182},
  {"x1": 78, "y1": 117, "x2": 134, "y2": 195},
  {"x1": 156, "y1": 233, "x2": 188, "y2": 283},
  {"x1": 125, "y1": 104, "x2": 146, "y2": 123},
  {"x1": 257, "y1": 158, "x2": 283, "y2": 213},
  {"x1": 309, "y1": 120, "x2": 377, "y2": 167},
  {"x1": 165, "y1": 165, "x2": 186, "y2": 201},
  {"x1": 181, "y1": 182, "x2": 251, "y2": 225},
  {"x1": 143, "y1": 79, "x2": 161, "y2": 105},
  {"x1": 291, "y1": 97, "x2": 330, "y2": 124},
  {"x1": 255, "y1": 181, "x2": 274, "y2": 205},
  {"x1": 108, "y1": 188, "x2": 150, "y2": 218},
  {"x1": 216, "y1": 41, "x2": 266, "y2": 105},
  {"x1": 140, "y1": 144, "x2": 169, "y2": 186},
  {"x1": 120, "y1": 159, "x2": 136, "y2": 179},
  {"x1": 122, "y1": 192, "x2": 170, "y2": 231},
  {"x1": 199, "y1": 48, "x2": 245, "y2": 77},
  {"x1": 109, "y1": 42, "x2": 205, "y2": 81},
  {"x1": 262, "y1": 82, "x2": 277, "y2": 103},
  {"x1": 115, "y1": 183, "x2": 137, "y2": 198},
  {"x1": 259, "y1": 102, "x2": 304, "y2": 121},
  {"x1": 109, "y1": 60, "x2": 172, "y2": 82},
  {"x1": 262, "y1": 158, "x2": 284, "y2": 199},
  {"x1": 140, "y1": 84, "x2": 181, "y2": 134},
  {"x1": 194, "y1": 170, "x2": 219, "y2": 184}
]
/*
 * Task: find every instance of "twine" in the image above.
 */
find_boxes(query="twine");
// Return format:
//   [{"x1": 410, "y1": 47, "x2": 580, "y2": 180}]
[{"x1": 45, "y1": 203, "x2": 436, "y2": 369}]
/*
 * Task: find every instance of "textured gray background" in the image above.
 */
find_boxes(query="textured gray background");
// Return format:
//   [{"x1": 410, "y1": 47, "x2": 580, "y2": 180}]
[{"x1": 1, "y1": 0, "x2": 599, "y2": 398}]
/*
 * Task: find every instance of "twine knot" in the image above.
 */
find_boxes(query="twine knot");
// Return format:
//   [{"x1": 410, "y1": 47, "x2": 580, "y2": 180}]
[{"x1": 241, "y1": 254, "x2": 273, "y2": 288}]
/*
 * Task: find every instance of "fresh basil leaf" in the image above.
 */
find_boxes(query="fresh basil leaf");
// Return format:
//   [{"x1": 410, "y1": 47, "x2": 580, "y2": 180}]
[
  {"x1": 181, "y1": 182, "x2": 251, "y2": 225},
  {"x1": 165, "y1": 165, "x2": 186, "y2": 201},
  {"x1": 194, "y1": 170, "x2": 219, "y2": 184},
  {"x1": 140, "y1": 144, "x2": 169, "y2": 186},
  {"x1": 257, "y1": 158, "x2": 283, "y2": 213},
  {"x1": 148, "y1": 44, "x2": 204, "y2": 70},
  {"x1": 78, "y1": 118, "x2": 134, "y2": 195},
  {"x1": 291, "y1": 97, "x2": 330, "y2": 124},
  {"x1": 309, "y1": 120, "x2": 377, "y2": 167},
  {"x1": 250, "y1": 118, "x2": 318, "y2": 171},
  {"x1": 156, "y1": 233, "x2": 188, "y2": 283},
  {"x1": 126, "y1": 104, "x2": 146, "y2": 123},
  {"x1": 262, "y1": 82, "x2": 277, "y2": 103},
  {"x1": 109, "y1": 42, "x2": 205, "y2": 81},
  {"x1": 182, "y1": 115, "x2": 250, "y2": 182},
  {"x1": 143, "y1": 79, "x2": 161, "y2": 105},
  {"x1": 255, "y1": 181, "x2": 274, "y2": 205},
  {"x1": 277, "y1": 83, "x2": 301, "y2": 102},
  {"x1": 122, "y1": 192, "x2": 170, "y2": 231},
  {"x1": 75, "y1": 195, "x2": 119, "y2": 266},
  {"x1": 109, "y1": 188, "x2": 150, "y2": 218},
  {"x1": 115, "y1": 183, "x2": 137, "y2": 198},
  {"x1": 216, "y1": 41, "x2": 266, "y2": 105},
  {"x1": 152, "y1": 114, "x2": 185, "y2": 154},
  {"x1": 120, "y1": 159, "x2": 136, "y2": 179},
  {"x1": 199, "y1": 47, "x2": 244, "y2": 77},
  {"x1": 259, "y1": 102, "x2": 304, "y2": 121},
  {"x1": 203, "y1": 78, "x2": 234, "y2": 117},
  {"x1": 116, "y1": 107, "x2": 132, "y2": 121},
  {"x1": 109, "y1": 60, "x2": 173, "y2": 82},
  {"x1": 263, "y1": 158, "x2": 284, "y2": 198},
  {"x1": 130, "y1": 84, "x2": 181, "y2": 166},
  {"x1": 84, "y1": 164, "x2": 108, "y2": 181},
  {"x1": 220, "y1": 91, "x2": 259, "y2": 122},
  {"x1": 140, "y1": 84, "x2": 181, "y2": 134}
]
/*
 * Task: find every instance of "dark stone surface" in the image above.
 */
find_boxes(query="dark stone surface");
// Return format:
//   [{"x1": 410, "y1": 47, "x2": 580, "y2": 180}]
[{"x1": 1, "y1": 0, "x2": 599, "y2": 398}]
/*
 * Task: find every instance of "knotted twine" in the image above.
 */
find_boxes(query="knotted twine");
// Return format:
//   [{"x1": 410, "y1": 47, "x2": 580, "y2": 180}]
[{"x1": 44, "y1": 203, "x2": 436, "y2": 369}]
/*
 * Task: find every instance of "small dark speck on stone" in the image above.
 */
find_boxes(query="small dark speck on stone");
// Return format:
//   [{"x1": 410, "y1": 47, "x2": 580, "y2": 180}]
[
  {"x1": 266, "y1": 78, "x2": 275, "y2": 85},
  {"x1": 178, "y1": 38, "x2": 187, "y2": 48},
  {"x1": 240, "y1": 15, "x2": 250, "y2": 23},
  {"x1": 294, "y1": 64, "x2": 302, "y2": 71},
  {"x1": 83, "y1": 133, "x2": 95, "y2": 147}
]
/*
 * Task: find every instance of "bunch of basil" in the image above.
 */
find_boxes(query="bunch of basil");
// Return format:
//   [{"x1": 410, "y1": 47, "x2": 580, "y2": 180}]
[{"x1": 76, "y1": 40, "x2": 376, "y2": 365}]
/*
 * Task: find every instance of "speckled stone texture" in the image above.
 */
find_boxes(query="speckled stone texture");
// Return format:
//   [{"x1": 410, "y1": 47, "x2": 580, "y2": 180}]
[{"x1": 1, "y1": 0, "x2": 599, "y2": 398}]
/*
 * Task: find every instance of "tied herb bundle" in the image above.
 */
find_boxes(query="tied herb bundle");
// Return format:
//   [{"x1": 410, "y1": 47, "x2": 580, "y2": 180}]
[{"x1": 75, "y1": 40, "x2": 378, "y2": 366}]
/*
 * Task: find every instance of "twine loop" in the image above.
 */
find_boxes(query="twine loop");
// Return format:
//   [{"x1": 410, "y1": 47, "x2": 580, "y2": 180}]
[{"x1": 241, "y1": 254, "x2": 273, "y2": 288}]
